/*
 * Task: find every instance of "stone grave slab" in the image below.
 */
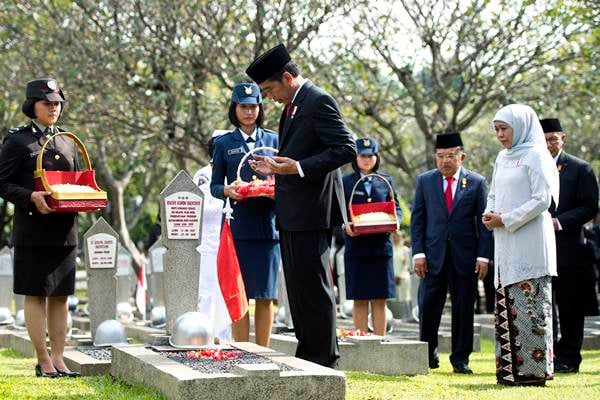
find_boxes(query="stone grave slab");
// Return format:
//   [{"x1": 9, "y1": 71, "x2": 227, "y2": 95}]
[
  {"x1": 72, "y1": 316, "x2": 91, "y2": 332},
  {"x1": 0, "y1": 326, "x2": 12, "y2": 348},
  {"x1": 261, "y1": 333, "x2": 428, "y2": 375},
  {"x1": 7, "y1": 331, "x2": 92, "y2": 358},
  {"x1": 111, "y1": 342, "x2": 345, "y2": 400},
  {"x1": 63, "y1": 346, "x2": 112, "y2": 376},
  {"x1": 124, "y1": 322, "x2": 169, "y2": 346}
]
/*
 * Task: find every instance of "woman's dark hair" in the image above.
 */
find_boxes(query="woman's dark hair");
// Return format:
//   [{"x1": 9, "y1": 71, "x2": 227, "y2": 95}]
[
  {"x1": 228, "y1": 102, "x2": 264, "y2": 128},
  {"x1": 206, "y1": 137, "x2": 215, "y2": 159},
  {"x1": 21, "y1": 98, "x2": 64, "y2": 120},
  {"x1": 21, "y1": 99, "x2": 38, "y2": 119},
  {"x1": 268, "y1": 61, "x2": 300, "y2": 82},
  {"x1": 351, "y1": 154, "x2": 380, "y2": 173}
]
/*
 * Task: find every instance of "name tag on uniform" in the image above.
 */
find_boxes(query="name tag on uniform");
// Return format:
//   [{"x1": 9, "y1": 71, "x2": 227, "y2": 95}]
[
  {"x1": 227, "y1": 147, "x2": 245, "y2": 156},
  {"x1": 354, "y1": 190, "x2": 366, "y2": 195}
]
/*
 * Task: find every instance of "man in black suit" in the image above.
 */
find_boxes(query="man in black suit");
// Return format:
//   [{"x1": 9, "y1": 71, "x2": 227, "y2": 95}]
[
  {"x1": 246, "y1": 44, "x2": 356, "y2": 368},
  {"x1": 541, "y1": 118, "x2": 599, "y2": 373}
]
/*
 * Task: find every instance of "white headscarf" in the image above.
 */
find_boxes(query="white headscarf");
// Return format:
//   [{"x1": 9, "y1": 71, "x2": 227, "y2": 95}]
[{"x1": 492, "y1": 104, "x2": 559, "y2": 205}]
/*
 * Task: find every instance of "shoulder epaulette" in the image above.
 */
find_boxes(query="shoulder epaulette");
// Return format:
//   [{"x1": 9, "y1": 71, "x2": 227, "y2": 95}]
[{"x1": 8, "y1": 124, "x2": 29, "y2": 134}]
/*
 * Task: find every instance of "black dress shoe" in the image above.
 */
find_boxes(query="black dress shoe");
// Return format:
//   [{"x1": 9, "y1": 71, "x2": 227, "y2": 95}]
[
  {"x1": 555, "y1": 363, "x2": 579, "y2": 373},
  {"x1": 429, "y1": 358, "x2": 440, "y2": 369},
  {"x1": 452, "y1": 363, "x2": 473, "y2": 374},
  {"x1": 35, "y1": 365, "x2": 59, "y2": 378},
  {"x1": 55, "y1": 368, "x2": 81, "y2": 378}
]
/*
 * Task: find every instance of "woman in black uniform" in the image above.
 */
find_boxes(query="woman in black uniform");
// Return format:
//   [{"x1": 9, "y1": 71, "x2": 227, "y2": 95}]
[{"x1": 0, "y1": 79, "x2": 80, "y2": 378}]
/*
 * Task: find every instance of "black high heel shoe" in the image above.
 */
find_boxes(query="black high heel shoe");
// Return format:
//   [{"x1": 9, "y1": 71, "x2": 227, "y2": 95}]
[
  {"x1": 35, "y1": 365, "x2": 59, "y2": 378},
  {"x1": 54, "y1": 367, "x2": 81, "y2": 378}
]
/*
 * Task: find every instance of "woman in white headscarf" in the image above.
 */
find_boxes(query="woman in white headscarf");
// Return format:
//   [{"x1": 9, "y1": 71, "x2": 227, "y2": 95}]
[{"x1": 482, "y1": 104, "x2": 559, "y2": 386}]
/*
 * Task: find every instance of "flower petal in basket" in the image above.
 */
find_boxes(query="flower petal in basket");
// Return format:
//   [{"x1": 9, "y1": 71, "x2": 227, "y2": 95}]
[{"x1": 234, "y1": 146, "x2": 278, "y2": 200}]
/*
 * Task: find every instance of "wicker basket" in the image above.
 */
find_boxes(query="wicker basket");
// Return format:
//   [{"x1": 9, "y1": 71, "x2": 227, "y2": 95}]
[
  {"x1": 33, "y1": 132, "x2": 108, "y2": 212},
  {"x1": 234, "y1": 146, "x2": 278, "y2": 199},
  {"x1": 349, "y1": 173, "x2": 398, "y2": 235}
]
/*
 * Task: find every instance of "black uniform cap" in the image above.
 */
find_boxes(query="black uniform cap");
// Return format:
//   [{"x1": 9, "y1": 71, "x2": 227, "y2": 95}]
[
  {"x1": 435, "y1": 132, "x2": 463, "y2": 149},
  {"x1": 539, "y1": 118, "x2": 563, "y2": 133},
  {"x1": 22, "y1": 78, "x2": 65, "y2": 119},
  {"x1": 246, "y1": 44, "x2": 292, "y2": 84}
]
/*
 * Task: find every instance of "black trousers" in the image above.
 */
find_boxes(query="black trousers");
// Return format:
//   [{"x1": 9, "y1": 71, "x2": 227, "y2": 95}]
[
  {"x1": 280, "y1": 229, "x2": 340, "y2": 368},
  {"x1": 553, "y1": 270, "x2": 586, "y2": 367},
  {"x1": 418, "y1": 247, "x2": 477, "y2": 366}
]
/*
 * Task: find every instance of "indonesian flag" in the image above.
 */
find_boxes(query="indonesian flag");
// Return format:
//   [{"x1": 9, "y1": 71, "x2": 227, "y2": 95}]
[
  {"x1": 135, "y1": 260, "x2": 147, "y2": 320},
  {"x1": 217, "y1": 218, "x2": 248, "y2": 322}
]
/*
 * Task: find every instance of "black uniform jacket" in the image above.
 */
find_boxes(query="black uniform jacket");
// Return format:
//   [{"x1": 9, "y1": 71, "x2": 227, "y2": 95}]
[
  {"x1": 0, "y1": 123, "x2": 79, "y2": 246},
  {"x1": 276, "y1": 80, "x2": 356, "y2": 231},
  {"x1": 550, "y1": 151, "x2": 599, "y2": 269}
]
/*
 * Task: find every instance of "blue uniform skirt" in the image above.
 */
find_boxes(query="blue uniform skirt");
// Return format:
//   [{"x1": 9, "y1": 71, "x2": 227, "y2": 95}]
[
  {"x1": 344, "y1": 255, "x2": 396, "y2": 300},
  {"x1": 233, "y1": 239, "x2": 279, "y2": 299}
]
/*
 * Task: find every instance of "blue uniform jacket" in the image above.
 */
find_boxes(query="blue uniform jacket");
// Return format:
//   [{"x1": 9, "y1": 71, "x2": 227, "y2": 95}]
[
  {"x1": 210, "y1": 127, "x2": 278, "y2": 240},
  {"x1": 410, "y1": 167, "x2": 492, "y2": 276},
  {"x1": 343, "y1": 171, "x2": 402, "y2": 257}
]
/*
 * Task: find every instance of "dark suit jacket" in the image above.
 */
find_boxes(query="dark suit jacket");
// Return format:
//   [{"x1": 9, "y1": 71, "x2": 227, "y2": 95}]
[
  {"x1": 210, "y1": 127, "x2": 279, "y2": 240},
  {"x1": 0, "y1": 123, "x2": 79, "y2": 246},
  {"x1": 549, "y1": 151, "x2": 598, "y2": 269},
  {"x1": 342, "y1": 171, "x2": 401, "y2": 257},
  {"x1": 410, "y1": 167, "x2": 492, "y2": 276},
  {"x1": 275, "y1": 80, "x2": 356, "y2": 231}
]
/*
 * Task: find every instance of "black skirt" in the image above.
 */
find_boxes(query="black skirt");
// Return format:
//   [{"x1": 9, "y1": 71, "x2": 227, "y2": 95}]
[{"x1": 13, "y1": 246, "x2": 76, "y2": 296}]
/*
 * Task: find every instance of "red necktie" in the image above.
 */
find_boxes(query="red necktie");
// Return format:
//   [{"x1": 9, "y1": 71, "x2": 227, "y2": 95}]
[
  {"x1": 285, "y1": 102, "x2": 294, "y2": 117},
  {"x1": 445, "y1": 176, "x2": 454, "y2": 213}
]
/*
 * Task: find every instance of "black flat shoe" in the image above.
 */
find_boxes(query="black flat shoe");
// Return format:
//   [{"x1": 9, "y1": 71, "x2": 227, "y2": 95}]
[
  {"x1": 429, "y1": 357, "x2": 440, "y2": 369},
  {"x1": 35, "y1": 365, "x2": 59, "y2": 378},
  {"x1": 54, "y1": 368, "x2": 81, "y2": 378},
  {"x1": 555, "y1": 363, "x2": 579, "y2": 373},
  {"x1": 452, "y1": 363, "x2": 473, "y2": 374}
]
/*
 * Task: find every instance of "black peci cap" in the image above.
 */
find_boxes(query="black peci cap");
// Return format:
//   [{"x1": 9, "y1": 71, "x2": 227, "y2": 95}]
[
  {"x1": 435, "y1": 132, "x2": 463, "y2": 149},
  {"x1": 539, "y1": 118, "x2": 563, "y2": 133},
  {"x1": 246, "y1": 44, "x2": 292, "y2": 84}
]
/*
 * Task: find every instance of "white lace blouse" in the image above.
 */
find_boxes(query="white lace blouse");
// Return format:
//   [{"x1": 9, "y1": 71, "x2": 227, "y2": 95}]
[{"x1": 485, "y1": 154, "x2": 557, "y2": 288}]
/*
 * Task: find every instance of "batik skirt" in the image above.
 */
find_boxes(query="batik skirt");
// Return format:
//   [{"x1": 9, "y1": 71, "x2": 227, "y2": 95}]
[{"x1": 495, "y1": 276, "x2": 554, "y2": 386}]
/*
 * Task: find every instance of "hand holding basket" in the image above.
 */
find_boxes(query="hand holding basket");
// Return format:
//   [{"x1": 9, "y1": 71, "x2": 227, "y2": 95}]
[{"x1": 33, "y1": 132, "x2": 108, "y2": 212}]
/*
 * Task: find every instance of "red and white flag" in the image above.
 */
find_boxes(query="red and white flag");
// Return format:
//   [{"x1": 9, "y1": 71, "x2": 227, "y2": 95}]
[
  {"x1": 217, "y1": 218, "x2": 248, "y2": 323},
  {"x1": 135, "y1": 260, "x2": 147, "y2": 320}
]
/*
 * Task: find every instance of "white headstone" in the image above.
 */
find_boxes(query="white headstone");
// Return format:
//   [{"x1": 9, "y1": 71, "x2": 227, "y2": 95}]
[
  {"x1": 160, "y1": 171, "x2": 204, "y2": 334},
  {"x1": 84, "y1": 218, "x2": 119, "y2": 340}
]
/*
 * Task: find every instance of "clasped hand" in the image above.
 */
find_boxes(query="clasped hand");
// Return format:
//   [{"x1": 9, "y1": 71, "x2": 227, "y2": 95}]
[
  {"x1": 248, "y1": 155, "x2": 298, "y2": 176},
  {"x1": 482, "y1": 211, "x2": 503, "y2": 230}
]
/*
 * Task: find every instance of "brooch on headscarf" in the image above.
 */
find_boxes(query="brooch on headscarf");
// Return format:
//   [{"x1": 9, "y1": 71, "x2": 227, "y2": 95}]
[
  {"x1": 461, "y1": 177, "x2": 467, "y2": 188},
  {"x1": 516, "y1": 159, "x2": 523, "y2": 167}
]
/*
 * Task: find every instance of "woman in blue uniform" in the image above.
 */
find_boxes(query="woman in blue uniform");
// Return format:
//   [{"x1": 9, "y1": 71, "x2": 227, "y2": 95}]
[
  {"x1": 210, "y1": 83, "x2": 279, "y2": 346},
  {"x1": 344, "y1": 137, "x2": 401, "y2": 336},
  {"x1": 0, "y1": 79, "x2": 80, "y2": 377}
]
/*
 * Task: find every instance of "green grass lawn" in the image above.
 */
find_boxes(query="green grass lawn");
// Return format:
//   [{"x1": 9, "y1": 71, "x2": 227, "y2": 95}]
[{"x1": 0, "y1": 339, "x2": 598, "y2": 400}]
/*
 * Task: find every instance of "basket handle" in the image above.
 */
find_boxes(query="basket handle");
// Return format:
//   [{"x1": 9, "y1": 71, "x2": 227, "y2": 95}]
[
  {"x1": 348, "y1": 173, "x2": 395, "y2": 220},
  {"x1": 235, "y1": 146, "x2": 278, "y2": 182},
  {"x1": 35, "y1": 132, "x2": 92, "y2": 172}
]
